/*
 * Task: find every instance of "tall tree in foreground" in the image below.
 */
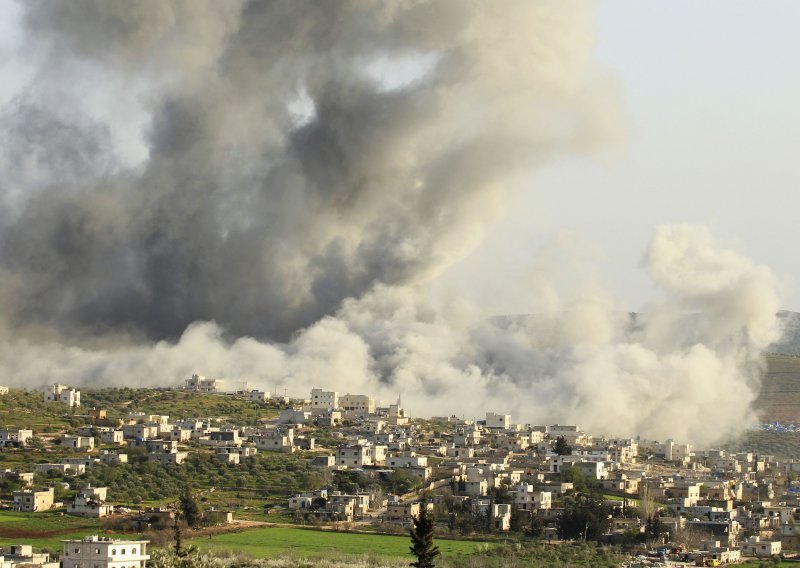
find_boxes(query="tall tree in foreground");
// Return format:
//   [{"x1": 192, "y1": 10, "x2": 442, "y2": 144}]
[{"x1": 410, "y1": 503, "x2": 440, "y2": 568}]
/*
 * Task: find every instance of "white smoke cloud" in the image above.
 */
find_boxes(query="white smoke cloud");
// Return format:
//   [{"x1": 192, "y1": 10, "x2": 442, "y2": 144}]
[{"x1": 0, "y1": 225, "x2": 782, "y2": 445}]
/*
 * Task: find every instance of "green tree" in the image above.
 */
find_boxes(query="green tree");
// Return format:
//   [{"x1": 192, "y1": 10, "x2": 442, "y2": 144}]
[
  {"x1": 410, "y1": 504, "x2": 440, "y2": 568},
  {"x1": 179, "y1": 488, "x2": 201, "y2": 528},
  {"x1": 554, "y1": 436, "x2": 573, "y2": 456}
]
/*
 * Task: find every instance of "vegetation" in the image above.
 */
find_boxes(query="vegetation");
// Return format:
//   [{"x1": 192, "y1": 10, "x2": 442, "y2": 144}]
[
  {"x1": 195, "y1": 526, "x2": 488, "y2": 559},
  {"x1": 410, "y1": 505, "x2": 440, "y2": 568},
  {"x1": 553, "y1": 436, "x2": 572, "y2": 456}
]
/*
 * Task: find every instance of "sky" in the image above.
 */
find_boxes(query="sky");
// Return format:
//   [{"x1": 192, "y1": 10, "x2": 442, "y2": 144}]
[{"x1": 439, "y1": 0, "x2": 800, "y2": 314}]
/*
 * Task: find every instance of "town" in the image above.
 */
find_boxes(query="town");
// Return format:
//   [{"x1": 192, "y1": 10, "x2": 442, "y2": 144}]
[{"x1": 0, "y1": 376, "x2": 795, "y2": 567}]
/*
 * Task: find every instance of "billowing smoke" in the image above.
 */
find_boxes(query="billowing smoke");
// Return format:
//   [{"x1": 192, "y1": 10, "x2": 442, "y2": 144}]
[{"x1": 0, "y1": 2, "x2": 782, "y2": 445}]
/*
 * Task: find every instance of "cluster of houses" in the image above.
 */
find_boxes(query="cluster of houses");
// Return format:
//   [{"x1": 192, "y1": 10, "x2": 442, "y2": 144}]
[{"x1": 2, "y1": 381, "x2": 800, "y2": 564}]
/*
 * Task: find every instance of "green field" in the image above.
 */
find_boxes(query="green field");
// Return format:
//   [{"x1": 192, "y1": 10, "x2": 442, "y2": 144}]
[
  {"x1": 0, "y1": 510, "x2": 106, "y2": 552},
  {"x1": 196, "y1": 526, "x2": 490, "y2": 559}
]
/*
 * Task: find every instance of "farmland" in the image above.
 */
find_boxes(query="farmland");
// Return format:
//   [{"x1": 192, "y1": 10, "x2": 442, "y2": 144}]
[{"x1": 195, "y1": 525, "x2": 490, "y2": 559}]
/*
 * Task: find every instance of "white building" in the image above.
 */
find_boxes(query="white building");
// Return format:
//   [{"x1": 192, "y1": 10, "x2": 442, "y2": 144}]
[
  {"x1": 254, "y1": 427, "x2": 296, "y2": 453},
  {"x1": 42, "y1": 384, "x2": 80, "y2": 407},
  {"x1": 310, "y1": 388, "x2": 339, "y2": 411},
  {"x1": 0, "y1": 544, "x2": 58, "y2": 567},
  {"x1": 61, "y1": 435, "x2": 95, "y2": 452},
  {"x1": 184, "y1": 374, "x2": 221, "y2": 393},
  {"x1": 61, "y1": 536, "x2": 149, "y2": 568},
  {"x1": 67, "y1": 486, "x2": 112, "y2": 518},
  {"x1": 340, "y1": 393, "x2": 375, "y2": 416},
  {"x1": 12, "y1": 488, "x2": 54, "y2": 512},
  {"x1": 248, "y1": 390, "x2": 271, "y2": 403},
  {"x1": 485, "y1": 412, "x2": 511, "y2": 429}
]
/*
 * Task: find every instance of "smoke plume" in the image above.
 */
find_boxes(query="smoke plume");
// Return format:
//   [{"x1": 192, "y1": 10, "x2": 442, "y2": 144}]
[{"x1": 0, "y1": 1, "x2": 782, "y2": 444}]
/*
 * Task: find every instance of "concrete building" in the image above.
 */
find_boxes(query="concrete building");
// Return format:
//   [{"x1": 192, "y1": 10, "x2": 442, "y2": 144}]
[
  {"x1": 310, "y1": 388, "x2": 339, "y2": 411},
  {"x1": 0, "y1": 429, "x2": 33, "y2": 448},
  {"x1": 0, "y1": 544, "x2": 58, "y2": 567},
  {"x1": 42, "y1": 384, "x2": 80, "y2": 407},
  {"x1": 12, "y1": 488, "x2": 54, "y2": 512},
  {"x1": 248, "y1": 390, "x2": 271, "y2": 403},
  {"x1": 61, "y1": 535, "x2": 149, "y2": 568},
  {"x1": 184, "y1": 374, "x2": 221, "y2": 393},
  {"x1": 485, "y1": 412, "x2": 511, "y2": 429},
  {"x1": 67, "y1": 486, "x2": 111, "y2": 518},
  {"x1": 61, "y1": 435, "x2": 95, "y2": 452},
  {"x1": 340, "y1": 393, "x2": 375, "y2": 416}
]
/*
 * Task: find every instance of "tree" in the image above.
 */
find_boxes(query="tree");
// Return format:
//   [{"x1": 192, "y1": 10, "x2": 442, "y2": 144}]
[
  {"x1": 179, "y1": 488, "x2": 201, "y2": 528},
  {"x1": 554, "y1": 436, "x2": 573, "y2": 456},
  {"x1": 410, "y1": 504, "x2": 440, "y2": 568},
  {"x1": 556, "y1": 492, "x2": 611, "y2": 542}
]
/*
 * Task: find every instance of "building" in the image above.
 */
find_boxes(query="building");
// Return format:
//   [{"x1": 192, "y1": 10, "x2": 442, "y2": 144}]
[
  {"x1": 61, "y1": 435, "x2": 95, "y2": 452},
  {"x1": 12, "y1": 488, "x2": 54, "y2": 512},
  {"x1": 248, "y1": 390, "x2": 271, "y2": 403},
  {"x1": 42, "y1": 384, "x2": 80, "y2": 407},
  {"x1": 0, "y1": 429, "x2": 33, "y2": 448},
  {"x1": 340, "y1": 393, "x2": 375, "y2": 416},
  {"x1": 254, "y1": 427, "x2": 296, "y2": 453},
  {"x1": 67, "y1": 486, "x2": 112, "y2": 518},
  {"x1": 741, "y1": 535, "x2": 781, "y2": 557},
  {"x1": 485, "y1": 412, "x2": 511, "y2": 429},
  {"x1": 337, "y1": 443, "x2": 387, "y2": 467},
  {"x1": 310, "y1": 388, "x2": 339, "y2": 411},
  {"x1": 184, "y1": 374, "x2": 221, "y2": 393},
  {"x1": 61, "y1": 535, "x2": 149, "y2": 568},
  {"x1": 0, "y1": 544, "x2": 58, "y2": 567}
]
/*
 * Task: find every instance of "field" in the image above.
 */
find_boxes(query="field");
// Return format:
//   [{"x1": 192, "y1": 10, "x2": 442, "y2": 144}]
[
  {"x1": 0, "y1": 510, "x2": 105, "y2": 552},
  {"x1": 195, "y1": 526, "x2": 490, "y2": 559}
]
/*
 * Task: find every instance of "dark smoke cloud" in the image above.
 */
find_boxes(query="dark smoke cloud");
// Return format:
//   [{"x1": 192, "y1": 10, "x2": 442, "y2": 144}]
[{"x1": 2, "y1": 0, "x2": 615, "y2": 341}]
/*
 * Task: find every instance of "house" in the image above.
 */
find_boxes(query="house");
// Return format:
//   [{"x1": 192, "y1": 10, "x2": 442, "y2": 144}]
[
  {"x1": 67, "y1": 486, "x2": 112, "y2": 518},
  {"x1": 310, "y1": 388, "x2": 338, "y2": 411},
  {"x1": 485, "y1": 412, "x2": 511, "y2": 429},
  {"x1": 203, "y1": 508, "x2": 233, "y2": 524},
  {"x1": 99, "y1": 430, "x2": 124, "y2": 445},
  {"x1": 289, "y1": 489, "x2": 328, "y2": 510},
  {"x1": 340, "y1": 393, "x2": 375, "y2": 417},
  {"x1": 278, "y1": 408, "x2": 311, "y2": 425},
  {"x1": 99, "y1": 451, "x2": 128, "y2": 465},
  {"x1": 492, "y1": 503, "x2": 512, "y2": 531},
  {"x1": 12, "y1": 488, "x2": 54, "y2": 512},
  {"x1": 35, "y1": 463, "x2": 85, "y2": 476},
  {"x1": 61, "y1": 435, "x2": 95, "y2": 452},
  {"x1": 0, "y1": 429, "x2": 33, "y2": 448},
  {"x1": 185, "y1": 373, "x2": 222, "y2": 393},
  {"x1": 327, "y1": 493, "x2": 370, "y2": 518},
  {"x1": 741, "y1": 535, "x2": 781, "y2": 557},
  {"x1": 61, "y1": 535, "x2": 149, "y2": 568},
  {"x1": 0, "y1": 544, "x2": 58, "y2": 567},
  {"x1": 1, "y1": 470, "x2": 34, "y2": 487},
  {"x1": 254, "y1": 427, "x2": 296, "y2": 453},
  {"x1": 336, "y1": 443, "x2": 387, "y2": 467},
  {"x1": 148, "y1": 451, "x2": 188, "y2": 465},
  {"x1": 386, "y1": 501, "x2": 421, "y2": 524},
  {"x1": 512, "y1": 484, "x2": 551, "y2": 511},
  {"x1": 42, "y1": 384, "x2": 80, "y2": 407},
  {"x1": 249, "y1": 390, "x2": 271, "y2": 403},
  {"x1": 0, "y1": 386, "x2": 8, "y2": 395}
]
